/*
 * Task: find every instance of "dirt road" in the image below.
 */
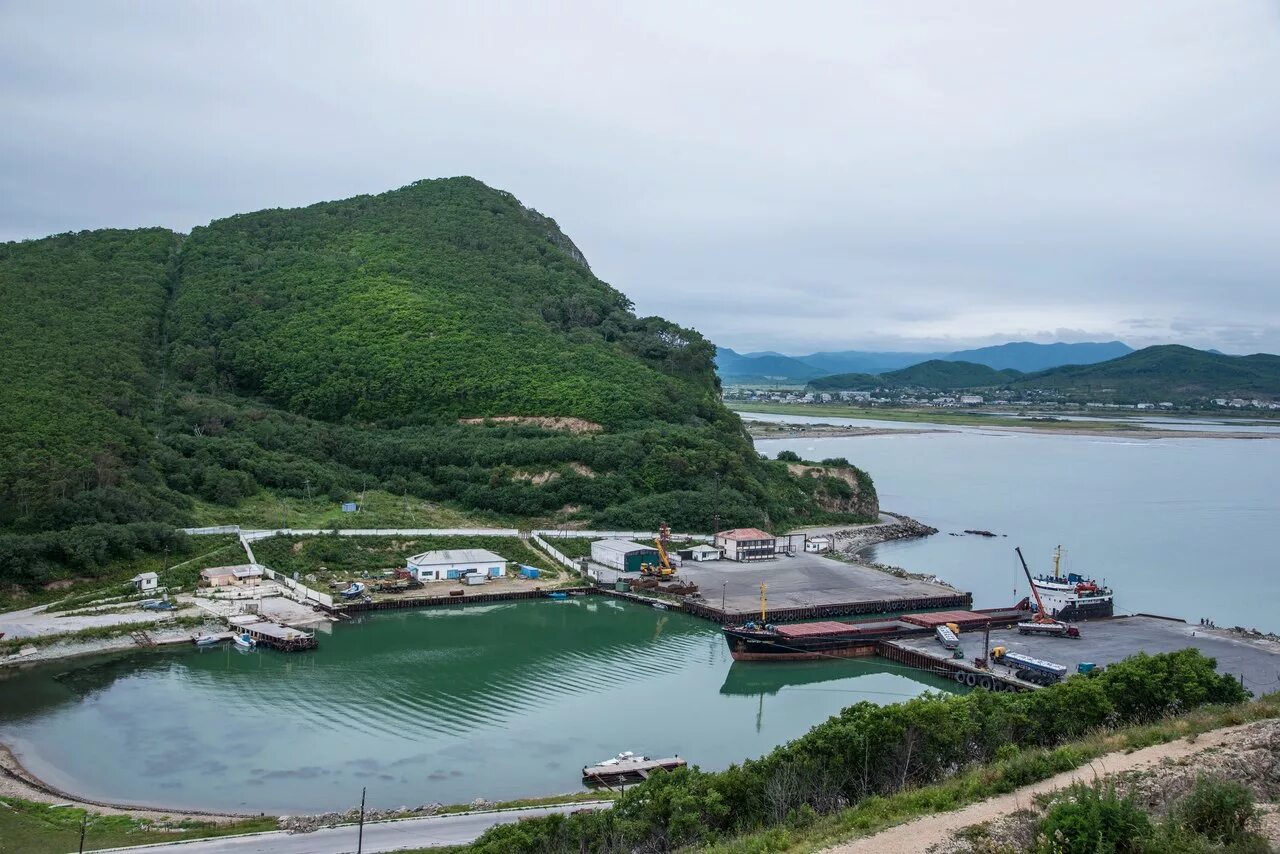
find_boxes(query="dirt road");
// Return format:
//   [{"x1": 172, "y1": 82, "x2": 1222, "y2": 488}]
[{"x1": 822, "y1": 724, "x2": 1255, "y2": 854}]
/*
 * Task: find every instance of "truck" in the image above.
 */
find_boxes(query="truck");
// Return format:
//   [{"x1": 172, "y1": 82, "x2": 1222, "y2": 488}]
[
  {"x1": 991, "y1": 646, "x2": 1068, "y2": 686},
  {"x1": 1016, "y1": 621, "x2": 1080, "y2": 638},
  {"x1": 935, "y1": 624, "x2": 960, "y2": 650}
]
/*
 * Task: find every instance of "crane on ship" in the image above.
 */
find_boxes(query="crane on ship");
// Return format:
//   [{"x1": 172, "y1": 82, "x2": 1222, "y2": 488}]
[{"x1": 1015, "y1": 547, "x2": 1080, "y2": 638}]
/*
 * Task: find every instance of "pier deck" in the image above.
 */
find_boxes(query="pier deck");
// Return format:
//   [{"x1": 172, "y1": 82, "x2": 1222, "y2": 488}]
[
  {"x1": 630, "y1": 552, "x2": 971, "y2": 622},
  {"x1": 881, "y1": 615, "x2": 1280, "y2": 692}
]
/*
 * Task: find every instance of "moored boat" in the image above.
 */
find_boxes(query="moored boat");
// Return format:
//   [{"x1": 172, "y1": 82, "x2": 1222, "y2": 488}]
[
  {"x1": 193, "y1": 634, "x2": 220, "y2": 646},
  {"x1": 1029, "y1": 546, "x2": 1113, "y2": 621},
  {"x1": 233, "y1": 632, "x2": 256, "y2": 649},
  {"x1": 582, "y1": 751, "x2": 686, "y2": 785}
]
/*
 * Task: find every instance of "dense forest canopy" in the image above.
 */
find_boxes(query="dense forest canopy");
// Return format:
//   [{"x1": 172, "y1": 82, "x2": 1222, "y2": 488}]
[{"x1": 0, "y1": 178, "x2": 875, "y2": 594}]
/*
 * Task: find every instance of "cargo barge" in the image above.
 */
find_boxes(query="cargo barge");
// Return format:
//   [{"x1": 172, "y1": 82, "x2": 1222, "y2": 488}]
[{"x1": 723, "y1": 607, "x2": 1029, "y2": 661}]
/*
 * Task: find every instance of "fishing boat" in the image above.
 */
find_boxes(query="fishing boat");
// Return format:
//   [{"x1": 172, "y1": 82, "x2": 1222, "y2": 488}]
[
  {"x1": 340, "y1": 582, "x2": 366, "y2": 600},
  {"x1": 582, "y1": 751, "x2": 686, "y2": 785},
  {"x1": 1028, "y1": 546, "x2": 1114, "y2": 621},
  {"x1": 545, "y1": 591, "x2": 569, "y2": 600},
  {"x1": 651, "y1": 602, "x2": 667, "y2": 610},
  {"x1": 193, "y1": 634, "x2": 220, "y2": 646},
  {"x1": 233, "y1": 632, "x2": 257, "y2": 650}
]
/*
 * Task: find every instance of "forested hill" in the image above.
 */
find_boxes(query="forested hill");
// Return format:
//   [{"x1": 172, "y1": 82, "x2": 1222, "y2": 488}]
[
  {"x1": 0, "y1": 178, "x2": 873, "y2": 594},
  {"x1": 1010, "y1": 345, "x2": 1280, "y2": 399},
  {"x1": 809, "y1": 360, "x2": 1021, "y2": 391}
]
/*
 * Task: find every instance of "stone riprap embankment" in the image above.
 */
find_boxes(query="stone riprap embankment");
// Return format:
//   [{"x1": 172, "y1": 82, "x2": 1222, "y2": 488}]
[{"x1": 829, "y1": 515, "x2": 951, "y2": 588}]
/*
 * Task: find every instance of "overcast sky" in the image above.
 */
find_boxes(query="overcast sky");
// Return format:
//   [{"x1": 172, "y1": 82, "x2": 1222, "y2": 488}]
[{"x1": 4, "y1": 2, "x2": 1279, "y2": 354}]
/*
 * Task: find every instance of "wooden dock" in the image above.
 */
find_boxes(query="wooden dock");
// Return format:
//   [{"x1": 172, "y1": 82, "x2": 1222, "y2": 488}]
[
  {"x1": 583, "y1": 755, "x2": 686, "y2": 786},
  {"x1": 231, "y1": 619, "x2": 318, "y2": 651}
]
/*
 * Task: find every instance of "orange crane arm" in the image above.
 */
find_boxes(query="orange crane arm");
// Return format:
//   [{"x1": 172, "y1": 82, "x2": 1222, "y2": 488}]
[
  {"x1": 654, "y1": 538, "x2": 673, "y2": 572},
  {"x1": 1015, "y1": 547, "x2": 1053, "y2": 622}
]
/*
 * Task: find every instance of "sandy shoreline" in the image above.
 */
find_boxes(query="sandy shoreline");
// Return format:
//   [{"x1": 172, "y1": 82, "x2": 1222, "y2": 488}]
[
  {"x1": 0, "y1": 740, "x2": 254, "y2": 821},
  {"x1": 743, "y1": 418, "x2": 1279, "y2": 441}
]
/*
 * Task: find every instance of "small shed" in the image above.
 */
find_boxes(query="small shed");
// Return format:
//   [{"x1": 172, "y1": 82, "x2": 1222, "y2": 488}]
[
  {"x1": 678, "y1": 544, "x2": 722, "y2": 562},
  {"x1": 804, "y1": 536, "x2": 832, "y2": 553},
  {"x1": 406, "y1": 549, "x2": 508, "y2": 582},
  {"x1": 714, "y1": 528, "x2": 777, "y2": 562},
  {"x1": 200, "y1": 564, "x2": 264, "y2": 587},
  {"x1": 590, "y1": 540, "x2": 659, "y2": 573},
  {"x1": 129, "y1": 572, "x2": 159, "y2": 593},
  {"x1": 341, "y1": 502, "x2": 358, "y2": 513}
]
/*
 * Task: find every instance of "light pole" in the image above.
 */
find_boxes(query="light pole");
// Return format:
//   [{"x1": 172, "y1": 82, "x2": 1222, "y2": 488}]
[
  {"x1": 357, "y1": 786, "x2": 366, "y2": 853},
  {"x1": 721, "y1": 581, "x2": 727, "y2": 613}
]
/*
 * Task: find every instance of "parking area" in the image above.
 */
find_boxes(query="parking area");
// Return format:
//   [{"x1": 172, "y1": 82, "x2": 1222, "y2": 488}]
[
  {"x1": 593, "y1": 551, "x2": 965, "y2": 616},
  {"x1": 888, "y1": 615, "x2": 1280, "y2": 689}
]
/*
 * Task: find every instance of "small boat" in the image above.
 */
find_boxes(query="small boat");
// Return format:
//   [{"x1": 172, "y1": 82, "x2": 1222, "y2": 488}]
[
  {"x1": 340, "y1": 582, "x2": 366, "y2": 599},
  {"x1": 582, "y1": 751, "x2": 686, "y2": 785},
  {"x1": 233, "y1": 633, "x2": 257, "y2": 649},
  {"x1": 193, "y1": 634, "x2": 220, "y2": 646},
  {"x1": 545, "y1": 592, "x2": 569, "y2": 600},
  {"x1": 651, "y1": 603, "x2": 668, "y2": 610}
]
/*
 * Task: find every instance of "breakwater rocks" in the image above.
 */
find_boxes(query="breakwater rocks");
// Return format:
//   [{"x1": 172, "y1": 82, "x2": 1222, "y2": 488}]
[
  {"x1": 835, "y1": 515, "x2": 939, "y2": 552},
  {"x1": 831, "y1": 515, "x2": 954, "y2": 589}
]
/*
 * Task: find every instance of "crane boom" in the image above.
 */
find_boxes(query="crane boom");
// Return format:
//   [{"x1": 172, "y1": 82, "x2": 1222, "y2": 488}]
[{"x1": 1015, "y1": 546, "x2": 1054, "y2": 623}]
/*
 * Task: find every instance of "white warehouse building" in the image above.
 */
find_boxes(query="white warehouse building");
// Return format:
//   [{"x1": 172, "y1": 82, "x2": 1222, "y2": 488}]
[{"x1": 406, "y1": 549, "x2": 508, "y2": 582}]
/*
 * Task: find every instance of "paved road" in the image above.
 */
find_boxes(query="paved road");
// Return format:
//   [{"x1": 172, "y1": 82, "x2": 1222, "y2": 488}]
[{"x1": 103, "y1": 803, "x2": 609, "y2": 853}]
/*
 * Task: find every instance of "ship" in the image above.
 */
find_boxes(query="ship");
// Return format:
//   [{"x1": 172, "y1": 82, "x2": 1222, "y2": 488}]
[
  {"x1": 1028, "y1": 546, "x2": 1114, "y2": 621},
  {"x1": 724, "y1": 618, "x2": 920, "y2": 660},
  {"x1": 722, "y1": 584, "x2": 1029, "y2": 660}
]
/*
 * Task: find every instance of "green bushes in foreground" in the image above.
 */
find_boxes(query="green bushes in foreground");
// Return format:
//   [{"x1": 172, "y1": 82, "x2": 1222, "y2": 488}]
[
  {"x1": 1034, "y1": 776, "x2": 1268, "y2": 854},
  {"x1": 469, "y1": 650, "x2": 1247, "y2": 853}
]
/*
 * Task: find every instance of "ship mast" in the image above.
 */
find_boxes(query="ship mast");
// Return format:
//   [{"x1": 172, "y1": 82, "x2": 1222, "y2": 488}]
[{"x1": 1053, "y1": 545, "x2": 1063, "y2": 579}]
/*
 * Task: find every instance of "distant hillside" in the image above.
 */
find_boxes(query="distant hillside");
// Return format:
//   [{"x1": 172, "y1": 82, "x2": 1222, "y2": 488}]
[
  {"x1": 805, "y1": 345, "x2": 1280, "y2": 400},
  {"x1": 810, "y1": 361, "x2": 1021, "y2": 391},
  {"x1": 1, "y1": 178, "x2": 875, "y2": 595},
  {"x1": 883, "y1": 360, "x2": 1023, "y2": 389},
  {"x1": 946, "y1": 340, "x2": 1132, "y2": 371},
  {"x1": 715, "y1": 347, "x2": 824, "y2": 381},
  {"x1": 720, "y1": 341, "x2": 1133, "y2": 381},
  {"x1": 1012, "y1": 345, "x2": 1280, "y2": 400}
]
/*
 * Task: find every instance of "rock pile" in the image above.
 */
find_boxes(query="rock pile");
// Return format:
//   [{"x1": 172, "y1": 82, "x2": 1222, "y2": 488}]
[{"x1": 278, "y1": 802, "x2": 447, "y2": 833}]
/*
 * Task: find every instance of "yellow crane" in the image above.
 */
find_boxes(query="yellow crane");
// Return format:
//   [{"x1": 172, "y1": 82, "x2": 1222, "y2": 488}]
[{"x1": 641, "y1": 522, "x2": 677, "y2": 578}]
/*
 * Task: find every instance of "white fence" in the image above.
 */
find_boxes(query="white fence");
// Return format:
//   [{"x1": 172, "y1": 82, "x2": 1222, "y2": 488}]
[
  {"x1": 182, "y1": 525, "x2": 242, "y2": 535},
  {"x1": 240, "y1": 528, "x2": 521, "y2": 543},
  {"x1": 530, "y1": 534, "x2": 581, "y2": 573},
  {"x1": 259, "y1": 565, "x2": 333, "y2": 606},
  {"x1": 533, "y1": 529, "x2": 712, "y2": 542}
]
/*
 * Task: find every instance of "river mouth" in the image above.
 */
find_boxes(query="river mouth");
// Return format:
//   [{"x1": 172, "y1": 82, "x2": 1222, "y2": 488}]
[{"x1": 0, "y1": 599, "x2": 957, "y2": 814}]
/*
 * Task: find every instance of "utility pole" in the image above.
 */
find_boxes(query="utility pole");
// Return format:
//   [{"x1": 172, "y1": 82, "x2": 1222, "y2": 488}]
[
  {"x1": 78, "y1": 811, "x2": 88, "y2": 853},
  {"x1": 721, "y1": 581, "x2": 727, "y2": 613},
  {"x1": 304, "y1": 478, "x2": 311, "y2": 502},
  {"x1": 357, "y1": 786, "x2": 366, "y2": 854}
]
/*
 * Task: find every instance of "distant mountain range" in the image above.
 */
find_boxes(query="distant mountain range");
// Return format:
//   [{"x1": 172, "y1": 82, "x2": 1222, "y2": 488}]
[
  {"x1": 807, "y1": 345, "x2": 1280, "y2": 401},
  {"x1": 716, "y1": 341, "x2": 1134, "y2": 382}
]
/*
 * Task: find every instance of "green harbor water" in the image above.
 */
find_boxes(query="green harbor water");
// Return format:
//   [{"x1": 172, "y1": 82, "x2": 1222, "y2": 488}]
[{"x1": 0, "y1": 599, "x2": 958, "y2": 813}]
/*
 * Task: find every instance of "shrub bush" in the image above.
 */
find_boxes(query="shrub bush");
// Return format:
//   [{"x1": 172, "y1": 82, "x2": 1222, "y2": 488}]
[{"x1": 1034, "y1": 782, "x2": 1150, "y2": 853}]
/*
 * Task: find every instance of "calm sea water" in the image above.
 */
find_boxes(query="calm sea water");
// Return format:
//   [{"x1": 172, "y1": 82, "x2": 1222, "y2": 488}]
[
  {"x1": 3, "y1": 419, "x2": 1274, "y2": 813},
  {"x1": 0, "y1": 600, "x2": 957, "y2": 813},
  {"x1": 748, "y1": 413, "x2": 1280, "y2": 631}
]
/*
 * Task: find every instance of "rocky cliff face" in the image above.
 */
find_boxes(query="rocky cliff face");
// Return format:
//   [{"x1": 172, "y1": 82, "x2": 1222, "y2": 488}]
[{"x1": 787, "y1": 463, "x2": 880, "y2": 519}]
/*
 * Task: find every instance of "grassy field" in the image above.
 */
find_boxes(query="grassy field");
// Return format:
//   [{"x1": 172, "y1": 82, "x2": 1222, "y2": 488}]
[
  {"x1": 0, "y1": 802, "x2": 279, "y2": 854},
  {"x1": 728, "y1": 401, "x2": 1151, "y2": 430},
  {"x1": 189, "y1": 489, "x2": 525, "y2": 531},
  {"x1": 250, "y1": 534, "x2": 566, "y2": 585},
  {"x1": 0, "y1": 534, "x2": 242, "y2": 615}
]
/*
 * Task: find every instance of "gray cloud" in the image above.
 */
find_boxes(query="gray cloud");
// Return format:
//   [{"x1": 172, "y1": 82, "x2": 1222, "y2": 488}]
[{"x1": 3, "y1": 1, "x2": 1279, "y2": 353}]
